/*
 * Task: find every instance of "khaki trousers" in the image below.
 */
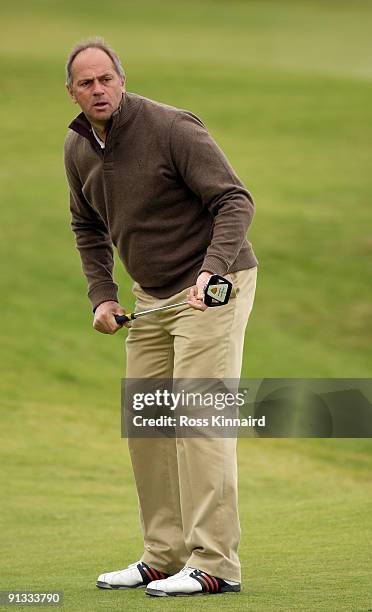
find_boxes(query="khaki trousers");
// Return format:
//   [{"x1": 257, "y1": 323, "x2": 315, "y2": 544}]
[{"x1": 125, "y1": 267, "x2": 257, "y2": 582}]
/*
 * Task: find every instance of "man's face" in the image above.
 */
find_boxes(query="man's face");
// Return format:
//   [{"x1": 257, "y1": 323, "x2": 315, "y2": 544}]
[{"x1": 67, "y1": 48, "x2": 124, "y2": 126}]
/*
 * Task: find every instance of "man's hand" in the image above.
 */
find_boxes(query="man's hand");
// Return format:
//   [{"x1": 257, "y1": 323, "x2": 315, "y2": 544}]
[
  {"x1": 93, "y1": 301, "x2": 130, "y2": 334},
  {"x1": 186, "y1": 271, "x2": 212, "y2": 311}
]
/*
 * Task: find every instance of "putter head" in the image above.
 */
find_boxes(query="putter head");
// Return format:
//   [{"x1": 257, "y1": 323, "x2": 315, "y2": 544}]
[{"x1": 204, "y1": 274, "x2": 233, "y2": 307}]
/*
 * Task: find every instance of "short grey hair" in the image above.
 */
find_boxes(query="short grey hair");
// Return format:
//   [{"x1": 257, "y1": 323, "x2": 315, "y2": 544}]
[{"x1": 66, "y1": 37, "x2": 125, "y2": 87}]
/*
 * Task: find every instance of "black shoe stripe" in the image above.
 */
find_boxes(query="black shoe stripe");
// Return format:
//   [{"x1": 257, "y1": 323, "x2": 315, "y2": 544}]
[
  {"x1": 138, "y1": 562, "x2": 170, "y2": 584},
  {"x1": 191, "y1": 574, "x2": 210, "y2": 592},
  {"x1": 137, "y1": 563, "x2": 153, "y2": 585}
]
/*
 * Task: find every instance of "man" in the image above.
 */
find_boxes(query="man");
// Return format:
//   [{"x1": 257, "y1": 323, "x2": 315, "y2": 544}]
[{"x1": 64, "y1": 38, "x2": 258, "y2": 597}]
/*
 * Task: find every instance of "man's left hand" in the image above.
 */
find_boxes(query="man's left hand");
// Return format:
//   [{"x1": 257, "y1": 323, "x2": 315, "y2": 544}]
[{"x1": 186, "y1": 271, "x2": 212, "y2": 311}]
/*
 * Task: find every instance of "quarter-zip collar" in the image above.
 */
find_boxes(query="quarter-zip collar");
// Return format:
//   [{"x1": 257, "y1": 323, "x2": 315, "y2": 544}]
[{"x1": 68, "y1": 92, "x2": 143, "y2": 152}]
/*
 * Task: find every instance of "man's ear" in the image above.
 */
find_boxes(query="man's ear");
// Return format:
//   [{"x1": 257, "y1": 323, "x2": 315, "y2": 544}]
[
  {"x1": 66, "y1": 83, "x2": 77, "y2": 103},
  {"x1": 122, "y1": 75, "x2": 126, "y2": 92}
]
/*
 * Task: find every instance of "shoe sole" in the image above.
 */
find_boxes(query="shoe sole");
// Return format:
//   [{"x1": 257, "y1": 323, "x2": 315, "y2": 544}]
[
  {"x1": 96, "y1": 581, "x2": 146, "y2": 590},
  {"x1": 146, "y1": 586, "x2": 240, "y2": 597}
]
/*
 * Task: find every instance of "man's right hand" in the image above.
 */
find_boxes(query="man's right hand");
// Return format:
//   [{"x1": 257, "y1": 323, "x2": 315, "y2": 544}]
[{"x1": 93, "y1": 301, "x2": 130, "y2": 334}]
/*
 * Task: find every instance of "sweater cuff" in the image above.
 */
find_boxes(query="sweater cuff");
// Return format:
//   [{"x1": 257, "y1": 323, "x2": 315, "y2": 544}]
[
  {"x1": 88, "y1": 282, "x2": 119, "y2": 312},
  {"x1": 199, "y1": 255, "x2": 229, "y2": 277}
]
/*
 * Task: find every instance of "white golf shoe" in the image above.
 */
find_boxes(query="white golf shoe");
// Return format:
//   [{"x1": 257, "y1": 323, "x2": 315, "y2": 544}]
[
  {"x1": 96, "y1": 560, "x2": 169, "y2": 590},
  {"x1": 146, "y1": 566, "x2": 240, "y2": 597}
]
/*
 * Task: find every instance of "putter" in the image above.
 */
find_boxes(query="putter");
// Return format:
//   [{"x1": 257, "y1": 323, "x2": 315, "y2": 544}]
[{"x1": 114, "y1": 274, "x2": 233, "y2": 325}]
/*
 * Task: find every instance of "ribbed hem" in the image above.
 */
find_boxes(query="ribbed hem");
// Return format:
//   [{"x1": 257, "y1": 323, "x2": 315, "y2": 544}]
[
  {"x1": 199, "y1": 255, "x2": 229, "y2": 277},
  {"x1": 200, "y1": 248, "x2": 258, "y2": 279},
  {"x1": 229, "y1": 247, "x2": 258, "y2": 274},
  {"x1": 88, "y1": 282, "x2": 119, "y2": 312}
]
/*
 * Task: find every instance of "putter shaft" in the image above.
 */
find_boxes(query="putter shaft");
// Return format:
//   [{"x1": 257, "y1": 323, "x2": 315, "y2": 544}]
[
  {"x1": 115, "y1": 301, "x2": 188, "y2": 324},
  {"x1": 134, "y1": 300, "x2": 188, "y2": 318}
]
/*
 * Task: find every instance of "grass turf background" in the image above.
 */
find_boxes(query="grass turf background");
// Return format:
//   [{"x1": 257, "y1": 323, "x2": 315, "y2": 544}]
[{"x1": 1, "y1": 1, "x2": 372, "y2": 610}]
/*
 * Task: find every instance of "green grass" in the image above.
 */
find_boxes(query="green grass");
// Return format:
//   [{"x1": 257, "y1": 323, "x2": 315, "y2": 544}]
[
  {"x1": 1, "y1": 409, "x2": 372, "y2": 611},
  {"x1": 1, "y1": 1, "x2": 372, "y2": 610}
]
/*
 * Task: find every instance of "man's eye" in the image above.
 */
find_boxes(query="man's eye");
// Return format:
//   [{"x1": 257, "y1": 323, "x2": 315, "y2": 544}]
[{"x1": 103, "y1": 77, "x2": 112, "y2": 82}]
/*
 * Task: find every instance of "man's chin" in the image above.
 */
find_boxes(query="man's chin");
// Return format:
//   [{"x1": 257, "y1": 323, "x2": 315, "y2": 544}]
[
  {"x1": 92, "y1": 108, "x2": 112, "y2": 120},
  {"x1": 85, "y1": 109, "x2": 112, "y2": 125}
]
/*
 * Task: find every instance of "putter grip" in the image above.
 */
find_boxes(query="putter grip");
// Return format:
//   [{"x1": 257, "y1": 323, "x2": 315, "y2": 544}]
[{"x1": 114, "y1": 314, "x2": 131, "y2": 325}]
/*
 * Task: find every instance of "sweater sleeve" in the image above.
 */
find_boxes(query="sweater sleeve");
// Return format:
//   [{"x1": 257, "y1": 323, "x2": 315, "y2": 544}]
[
  {"x1": 170, "y1": 112, "x2": 255, "y2": 277},
  {"x1": 64, "y1": 140, "x2": 118, "y2": 311}
]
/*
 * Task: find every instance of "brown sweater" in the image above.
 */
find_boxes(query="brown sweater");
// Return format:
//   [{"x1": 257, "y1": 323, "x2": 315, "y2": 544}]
[{"x1": 64, "y1": 92, "x2": 258, "y2": 310}]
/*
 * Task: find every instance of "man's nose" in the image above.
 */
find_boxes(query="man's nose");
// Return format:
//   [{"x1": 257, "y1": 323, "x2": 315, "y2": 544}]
[{"x1": 92, "y1": 79, "x2": 105, "y2": 95}]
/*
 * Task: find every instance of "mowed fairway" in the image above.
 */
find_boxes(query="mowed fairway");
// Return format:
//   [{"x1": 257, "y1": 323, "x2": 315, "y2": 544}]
[{"x1": 1, "y1": 1, "x2": 372, "y2": 610}]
